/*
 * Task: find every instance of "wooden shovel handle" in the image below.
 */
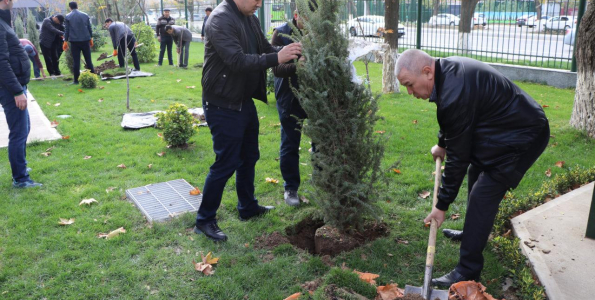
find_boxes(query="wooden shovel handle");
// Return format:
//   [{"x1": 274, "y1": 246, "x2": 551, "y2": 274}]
[{"x1": 426, "y1": 157, "x2": 442, "y2": 267}]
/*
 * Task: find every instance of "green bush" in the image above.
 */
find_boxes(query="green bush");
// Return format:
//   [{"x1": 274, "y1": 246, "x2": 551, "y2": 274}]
[
  {"x1": 155, "y1": 103, "x2": 196, "y2": 147},
  {"x1": 26, "y1": 10, "x2": 39, "y2": 49},
  {"x1": 61, "y1": 47, "x2": 74, "y2": 75},
  {"x1": 14, "y1": 15, "x2": 24, "y2": 38},
  {"x1": 79, "y1": 70, "x2": 99, "y2": 88},
  {"x1": 130, "y1": 22, "x2": 156, "y2": 63},
  {"x1": 91, "y1": 25, "x2": 108, "y2": 52}
]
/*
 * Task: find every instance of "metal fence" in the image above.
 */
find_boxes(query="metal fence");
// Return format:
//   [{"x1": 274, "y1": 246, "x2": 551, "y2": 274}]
[{"x1": 243, "y1": 0, "x2": 587, "y2": 71}]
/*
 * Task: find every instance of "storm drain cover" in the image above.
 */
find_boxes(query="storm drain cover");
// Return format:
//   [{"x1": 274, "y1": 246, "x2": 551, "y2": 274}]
[{"x1": 126, "y1": 179, "x2": 202, "y2": 223}]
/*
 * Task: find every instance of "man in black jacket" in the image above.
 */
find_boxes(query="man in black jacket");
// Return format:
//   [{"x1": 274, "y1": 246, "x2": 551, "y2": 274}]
[
  {"x1": 396, "y1": 49, "x2": 549, "y2": 286},
  {"x1": 64, "y1": 1, "x2": 95, "y2": 84},
  {"x1": 200, "y1": 7, "x2": 212, "y2": 40},
  {"x1": 39, "y1": 14, "x2": 64, "y2": 76},
  {"x1": 195, "y1": 0, "x2": 301, "y2": 242},
  {"x1": 0, "y1": 0, "x2": 43, "y2": 188},
  {"x1": 155, "y1": 8, "x2": 174, "y2": 66}
]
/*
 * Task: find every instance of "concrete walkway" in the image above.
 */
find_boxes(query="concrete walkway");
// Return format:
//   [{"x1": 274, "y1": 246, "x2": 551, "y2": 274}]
[
  {"x1": 0, "y1": 90, "x2": 62, "y2": 148},
  {"x1": 512, "y1": 182, "x2": 595, "y2": 300}
]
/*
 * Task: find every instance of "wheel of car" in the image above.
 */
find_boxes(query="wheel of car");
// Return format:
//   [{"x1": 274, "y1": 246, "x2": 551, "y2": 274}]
[
  {"x1": 528, "y1": 25, "x2": 534, "y2": 28},
  {"x1": 564, "y1": 25, "x2": 570, "y2": 30},
  {"x1": 349, "y1": 27, "x2": 357, "y2": 37},
  {"x1": 449, "y1": 21, "x2": 454, "y2": 26}
]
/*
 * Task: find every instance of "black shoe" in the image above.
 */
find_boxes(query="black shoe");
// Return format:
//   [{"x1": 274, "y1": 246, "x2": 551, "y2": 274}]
[
  {"x1": 443, "y1": 229, "x2": 463, "y2": 241},
  {"x1": 431, "y1": 269, "x2": 478, "y2": 287},
  {"x1": 194, "y1": 222, "x2": 228, "y2": 242},
  {"x1": 13, "y1": 179, "x2": 43, "y2": 188},
  {"x1": 284, "y1": 190, "x2": 300, "y2": 206},
  {"x1": 69, "y1": 81, "x2": 79, "y2": 85},
  {"x1": 239, "y1": 205, "x2": 275, "y2": 221}
]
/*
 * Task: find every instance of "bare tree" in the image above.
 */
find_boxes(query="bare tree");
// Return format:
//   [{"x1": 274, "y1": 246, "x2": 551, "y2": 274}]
[
  {"x1": 433, "y1": 0, "x2": 440, "y2": 17},
  {"x1": 382, "y1": 0, "x2": 399, "y2": 93},
  {"x1": 535, "y1": 0, "x2": 543, "y2": 19},
  {"x1": 458, "y1": 0, "x2": 480, "y2": 54},
  {"x1": 570, "y1": 0, "x2": 595, "y2": 138}
]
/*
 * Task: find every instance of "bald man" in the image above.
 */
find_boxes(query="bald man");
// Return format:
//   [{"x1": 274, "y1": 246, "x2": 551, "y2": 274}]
[{"x1": 396, "y1": 49, "x2": 549, "y2": 286}]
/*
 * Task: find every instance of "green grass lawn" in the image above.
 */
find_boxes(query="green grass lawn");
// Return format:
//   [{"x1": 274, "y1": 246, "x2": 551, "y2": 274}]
[{"x1": 0, "y1": 42, "x2": 593, "y2": 299}]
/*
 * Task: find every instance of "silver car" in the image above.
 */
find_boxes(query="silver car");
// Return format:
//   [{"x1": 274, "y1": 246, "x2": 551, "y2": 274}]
[{"x1": 564, "y1": 27, "x2": 576, "y2": 46}]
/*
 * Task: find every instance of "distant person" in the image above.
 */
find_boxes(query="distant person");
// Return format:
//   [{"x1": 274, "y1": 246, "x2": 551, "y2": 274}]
[
  {"x1": 0, "y1": 0, "x2": 43, "y2": 188},
  {"x1": 156, "y1": 8, "x2": 175, "y2": 66},
  {"x1": 39, "y1": 14, "x2": 64, "y2": 76},
  {"x1": 20, "y1": 39, "x2": 46, "y2": 79},
  {"x1": 201, "y1": 7, "x2": 212, "y2": 41},
  {"x1": 104, "y1": 18, "x2": 140, "y2": 71},
  {"x1": 63, "y1": 1, "x2": 95, "y2": 84},
  {"x1": 52, "y1": 15, "x2": 66, "y2": 75},
  {"x1": 165, "y1": 25, "x2": 192, "y2": 68}
]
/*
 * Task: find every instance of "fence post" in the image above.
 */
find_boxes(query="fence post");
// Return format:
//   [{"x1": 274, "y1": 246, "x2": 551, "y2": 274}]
[
  {"x1": 571, "y1": 0, "x2": 587, "y2": 72},
  {"x1": 160, "y1": 0, "x2": 164, "y2": 15},
  {"x1": 416, "y1": 0, "x2": 422, "y2": 49},
  {"x1": 184, "y1": 0, "x2": 189, "y2": 28},
  {"x1": 587, "y1": 184, "x2": 595, "y2": 239}
]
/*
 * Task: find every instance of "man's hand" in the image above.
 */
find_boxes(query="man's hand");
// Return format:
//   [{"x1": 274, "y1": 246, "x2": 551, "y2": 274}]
[
  {"x1": 424, "y1": 206, "x2": 446, "y2": 228},
  {"x1": 431, "y1": 144, "x2": 446, "y2": 162},
  {"x1": 62, "y1": 41, "x2": 69, "y2": 51},
  {"x1": 277, "y1": 42, "x2": 302, "y2": 64},
  {"x1": 41, "y1": 68, "x2": 46, "y2": 79},
  {"x1": 158, "y1": 36, "x2": 161, "y2": 42},
  {"x1": 90, "y1": 38, "x2": 94, "y2": 47},
  {"x1": 113, "y1": 49, "x2": 118, "y2": 56},
  {"x1": 15, "y1": 94, "x2": 27, "y2": 110}
]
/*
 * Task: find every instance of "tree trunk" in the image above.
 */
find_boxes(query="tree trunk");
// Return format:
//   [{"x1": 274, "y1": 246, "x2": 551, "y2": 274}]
[
  {"x1": 458, "y1": 0, "x2": 479, "y2": 54},
  {"x1": 433, "y1": 0, "x2": 440, "y2": 17},
  {"x1": 114, "y1": 0, "x2": 121, "y2": 21},
  {"x1": 535, "y1": 0, "x2": 542, "y2": 19},
  {"x1": 382, "y1": 0, "x2": 399, "y2": 93},
  {"x1": 570, "y1": 0, "x2": 595, "y2": 138},
  {"x1": 189, "y1": 0, "x2": 194, "y2": 22}
]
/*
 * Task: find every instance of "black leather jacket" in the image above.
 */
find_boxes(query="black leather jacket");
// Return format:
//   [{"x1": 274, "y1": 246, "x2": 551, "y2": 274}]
[
  {"x1": 201, "y1": 0, "x2": 279, "y2": 110},
  {"x1": 0, "y1": 9, "x2": 30, "y2": 96},
  {"x1": 432, "y1": 57, "x2": 548, "y2": 211}
]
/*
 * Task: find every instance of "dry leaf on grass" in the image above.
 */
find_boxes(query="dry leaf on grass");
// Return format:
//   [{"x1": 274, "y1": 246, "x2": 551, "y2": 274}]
[
  {"x1": 542, "y1": 105, "x2": 550, "y2": 108},
  {"x1": 284, "y1": 292, "x2": 301, "y2": 300},
  {"x1": 418, "y1": 190, "x2": 430, "y2": 199},
  {"x1": 354, "y1": 270, "x2": 380, "y2": 285},
  {"x1": 46, "y1": 102, "x2": 51, "y2": 105},
  {"x1": 98, "y1": 227, "x2": 126, "y2": 239},
  {"x1": 545, "y1": 168, "x2": 552, "y2": 177},
  {"x1": 57, "y1": 94, "x2": 63, "y2": 97},
  {"x1": 555, "y1": 161, "x2": 565, "y2": 168},
  {"x1": 266, "y1": 177, "x2": 279, "y2": 184},
  {"x1": 50, "y1": 120, "x2": 59, "y2": 128},
  {"x1": 176, "y1": 79, "x2": 182, "y2": 82},
  {"x1": 392, "y1": 169, "x2": 401, "y2": 174},
  {"x1": 412, "y1": 120, "x2": 418, "y2": 124},
  {"x1": 376, "y1": 283, "x2": 404, "y2": 300},
  {"x1": 450, "y1": 213, "x2": 461, "y2": 220},
  {"x1": 189, "y1": 187, "x2": 201, "y2": 195},
  {"x1": 106, "y1": 187, "x2": 116, "y2": 193},
  {"x1": 99, "y1": 86, "x2": 105, "y2": 89},
  {"x1": 84, "y1": 156, "x2": 92, "y2": 159},
  {"x1": 62, "y1": 135, "x2": 70, "y2": 140},
  {"x1": 448, "y1": 281, "x2": 501, "y2": 300},
  {"x1": 375, "y1": 130, "x2": 386, "y2": 134},
  {"x1": 202, "y1": 252, "x2": 219, "y2": 265},
  {"x1": 58, "y1": 218, "x2": 75, "y2": 225},
  {"x1": 186, "y1": 86, "x2": 195, "y2": 89},
  {"x1": 79, "y1": 198, "x2": 98, "y2": 206},
  {"x1": 117, "y1": 164, "x2": 127, "y2": 169},
  {"x1": 192, "y1": 252, "x2": 219, "y2": 276},
  {"x1": 157, "y1": 152, "x2": 166, "y2": 157},
  {"x1": 98, "y1": 98, "x2": 104, "y2": 102},
  {"x1": 147, "y1": 164, "x2": 153, "y2": 169},
  {"x1": 300, "y1": 196, "x2": 309, "y2": 203},
  {"x1": 40, "y1": 152, "x2": 51, "y2": 157}
]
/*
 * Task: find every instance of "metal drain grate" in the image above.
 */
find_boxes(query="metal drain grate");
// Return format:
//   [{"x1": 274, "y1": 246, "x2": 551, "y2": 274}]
[{"x1": 126, "y1": 179, "x2": 202, "y2": 223}]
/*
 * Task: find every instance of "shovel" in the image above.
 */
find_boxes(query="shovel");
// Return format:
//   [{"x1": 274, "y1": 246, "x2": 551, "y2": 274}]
[
  {"x1": 97, "y1": 43, "x2": 144, "y2": 61},
  {"x1": 404, "y1": 157, "x2": 449, "y2": 300}
]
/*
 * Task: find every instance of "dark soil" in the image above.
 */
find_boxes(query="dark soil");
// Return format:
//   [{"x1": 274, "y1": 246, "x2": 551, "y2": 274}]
[
  {"x1": 253, "y1": 231, "x2": 290, "y2": 250},
  {"x1": 97, "y1": 52, "x2": 109, "y2": 61},
  {"x1": 285, "y1": 216, "x2": 389, "y2": 256},
  {"x1": 397, "y1": 294, "x2": 434, "y2": 300},
  {"x1": 95, "y1": 60, "x2": 118, "y2": 74}
]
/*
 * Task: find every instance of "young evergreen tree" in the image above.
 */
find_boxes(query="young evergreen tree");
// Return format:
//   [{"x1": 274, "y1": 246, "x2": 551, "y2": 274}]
[
  {"x1": 14, "y1": 14, "x2": 25, "y2": 38},
  {"x1": 292, "y1": 0, "x2": 385, "y2": 233},
  {"x1": 26, "y1": 10, "x2": 40, "y2": 49}
]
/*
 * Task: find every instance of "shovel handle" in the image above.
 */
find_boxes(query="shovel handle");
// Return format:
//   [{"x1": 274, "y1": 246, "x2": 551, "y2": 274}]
[{"x1": 426, "y1": 157, "x2": 442, "y2": 266}]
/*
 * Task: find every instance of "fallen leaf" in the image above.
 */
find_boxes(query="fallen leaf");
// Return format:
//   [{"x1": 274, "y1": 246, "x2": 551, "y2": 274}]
[
  {"x1": 78, "y1": 89, "x2": 84, "y2": 93},
  {"x1": 502, "y1": 229, "x2": 511, "y2": 238},
  {"x1": 450, "y1": 213, "x2": 461, "y2": 220},
  {"x1": 186, "y1": 86, "x2": 195, "y2": 89},
  {"x1": 284, "y1": 293, "x2": 301, "y2": 300},
  {"x1": 387, "y1": 253, "x2": 393, "y2": 257},
  {"x1": 58, "y1": 218, "x2": 75, "y2": 225},
  {"x1": 376, "y1": 283, "x2": 404, "y2": 300},
  {"x1": 46, "y1": 102, "x2": 51, "y2": 105},
  {"x1": 157, "y1": 133, "x2": 163, "y2": 138},
  {"x1": 375, "y1": 130, "x2": 385, "y2": 134},
  {"x1": 545, "y1": 168, "x2": 552, "y2": 177},
  {"x1": 202, "y1": 252, "x2": 219, "y2": 265},
  {"x1": 99, "y1": 86, "x2": 105, "y2": 89},
  {"x1": 392, "y1": 169, "x2": 401, "y2": 174},
  {"x1": 40, "y1": 152, "x2": 51, "y2": 157},
  {"x1": 176, "y1": 79, "x2": 182, "y2": 82},
  {"x1": 84, "y1": 156, "x2": 92, "y2": 159},
  {"x1": 259, "y1": 116, "x2": 266, "y2": 119},
  {"x1": 418, "y1": 190, "x2": 430, "y2": 199},
  {"x1": 147, "y1": 164, "x2": 153, "y2": 169},
  {"x1": 98, "y1": 227, "x2": 126, "y2": 239},
  {"x1": 244, "y1": 243, "x2": 250, "y2": 248},
  {"x1": 354, "y1": 271, "x2": 380, "y2": 285},
  {"x1": 542, "y1": 105, "x2": 549, "y2": 108},
  {"x1": 45, "y1": 146, "x2": 55, "y2": 152},
  {"x1": 57, "y1": 93, "x2": 63, "y2": 97},
  {"x1": 190, "y1": 187, "x2": 201, "y2": 195},
  {"x1": 448, "y1": 281, "x2": 499, "y2": 300},
  {"x1": 106, "y1": 187, "x2": 116, "y2": 193},
  {"x1": 412, "y1": 120, "x2": 418, "y2": 124},
  {"x1": 106, "y1": 81, "x2": 111, "y2": 84},
  {"x1": 555, "y1": 161, "x2": 565, "y2": 168},
  {"x1": 79, "y1": 198, "x2": 98, "y2": 206},
  {"x1": 151, "y1": 99, "x2": 155, "y2": 103},
  {"x1": 62, "y1": 135, "x2": 70, "y2": 140},
  {"x1": 98, "y1": 98, "x2": 104, "y2": 102},
  {"x1": 157, "y1": 152, "x2": 166, "y2": 157},
  {"x1": 300, "y1": 196, "x2": 309, "y2": 203},
  {"x1": 424, "y1": 222, "x2": 431, "y2": 228},
  {"x1": 50, "y1": 120, "x2": 59, "y2": 128},
  {"x1": 192, "y1": 259, "x2": 214, "y2": 276},
  {"x1": 266, "y1": 177, "x2": 279, "y2": 184},
  {"x1": 117, "y1": 164, "x2": 127, "y2": 169}
]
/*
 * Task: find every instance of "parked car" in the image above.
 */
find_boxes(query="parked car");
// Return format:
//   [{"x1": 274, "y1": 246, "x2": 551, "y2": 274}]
[
  {"x1": 473, "y1": 12, "x2": 487, "y2": 26},
  {"x1": 544, "y1": 15, "x2": 576, "y2": 31},
  {"x1": 516, "y1": 14, "x2": 535, "y2": 27},
  {"x1": 346, "y1": 15, "x2": 405, "y2": 38},
  {"x1": 428, "y1": 14, "x2": 460, "y2": 27},
  {"x1": 564, "y1": 26, "x2": 576, "y2": 45}
]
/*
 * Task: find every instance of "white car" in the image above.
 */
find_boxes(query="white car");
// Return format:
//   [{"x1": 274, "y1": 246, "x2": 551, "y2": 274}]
[
  {"x1": 544, "y1": 15, "x2": 576, "y2": 31},
  {"x1": 346, "y1": 15, "x2": 405, "y2": 38},
  {"x1": 473, "y1": 13, "x2": 487, "y2": 26},
  {"x1": 428, "y1": 14, "x2": 460, "y2": 27}
]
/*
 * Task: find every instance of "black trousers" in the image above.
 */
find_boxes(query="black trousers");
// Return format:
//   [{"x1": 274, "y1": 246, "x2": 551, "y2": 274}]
[
  {"x1": 158, "y1": 37, "x2": 173, "y2": 65},
  {"x1": 455, "y1": 123, "x2": 550, "y2": 278},
  {"x1": 40, "y1": 44, "x2": 60, "y2": 75},
  {"x1": 70, "y1": 41, "x2": 94, "y2": 83},
  {"x1": 117, "y1": 35, "x2": 140, "y2": 70}
]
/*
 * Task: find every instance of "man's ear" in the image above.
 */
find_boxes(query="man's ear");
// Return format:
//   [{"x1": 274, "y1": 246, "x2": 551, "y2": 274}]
[{"x1": 422, "y1": 65, "x2": 434, "y2": 80}]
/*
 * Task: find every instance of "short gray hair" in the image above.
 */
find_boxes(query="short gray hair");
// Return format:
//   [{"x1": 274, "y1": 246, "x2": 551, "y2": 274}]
[{"x1": 396, "y1": 49, "x2": 434, "y2": 77}]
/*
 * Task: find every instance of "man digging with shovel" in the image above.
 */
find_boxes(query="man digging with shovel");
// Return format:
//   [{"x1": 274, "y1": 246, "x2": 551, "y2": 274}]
[
  {"x1": 396, "y1": 49, "x2": 550, "y2": 288},
  {"x1": 104, "y1": 18, "x2": 141, "y2": 71}
]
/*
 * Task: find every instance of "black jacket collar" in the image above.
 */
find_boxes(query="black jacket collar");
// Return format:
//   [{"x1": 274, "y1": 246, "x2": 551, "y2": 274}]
[
  {"x1": 430, "y1": 59, "x2": 442, "y2": 103},
  {"x1": 0, "y1": 9, "x2": 11, "y2": 25}
]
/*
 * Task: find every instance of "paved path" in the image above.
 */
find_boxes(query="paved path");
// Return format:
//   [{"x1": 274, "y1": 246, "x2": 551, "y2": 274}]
[
  {"x1": 513, "y1": 182, "x2": 595, "y2": 300},
  {"x1": 0, "y1": 90, "x2": 62, "y2": 148}
]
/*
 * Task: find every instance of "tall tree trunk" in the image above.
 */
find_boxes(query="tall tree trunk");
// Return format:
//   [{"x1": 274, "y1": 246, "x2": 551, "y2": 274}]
[
  {"x1": 189, "y1": 0, "x2": 194, "y2": 22},
  {"x1": 535, "y1": 0, "x2": 542, "y2": 19},
  {"x1": 382, "y1": 0, "x2": 399, "y2": 93},
  {"x1": 458, "y1": 0, "x2": 479, "y2": 54},
  {"x1": 433, "y1": 0, "x2": 440, "y2": 17},
  {"x1": 114, "y1": 0, "x2": 121, "y2": 21},
  {"x1": 570, "y1": 0, "x2": 595, "y2": 138}
]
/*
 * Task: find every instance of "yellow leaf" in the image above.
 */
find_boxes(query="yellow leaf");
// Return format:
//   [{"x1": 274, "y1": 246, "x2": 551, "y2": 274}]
[
  {"x1": 545, "y1": 168, "x2": 552, "y2": 177},
  {"x1": 354, "y1": 270, "x2": 379, "y2": 285},
  {"x1": 392, "y1": 169, "x2": 401, "y2": 174},
  {"x1": 192, "y1": 259, "x2": 214, "y2": 276},
  {"x1": 79, "y1": 198, "x2": 98, "y2": 206},
  {"x1": 186, "y1": 86, "x2": 195, "y2": 89},
  {"x1": 58, "y1": 218, "x2": 75, "y2": 225},
  {"x1": 98, "y1": 227, "x2": 126, "y2": 239},
  {"x1": 284, "y1": 292, "x2": 301, "y2": 300},
  {"x1": 176, "y1": 79, "x2": 182, "y2": 82},
  {"x1": 190, "y1": 187, "x2": 201, "y2": 195},
  {"x1": 377, "y1": 283, "x2": 404, "y2": 300},
  {"x1": 62, "y1": 135, "x2": 70, "y2": 140},
  {"x1": 554, "y1": 161, "x2": 565, "y2": 168},
  {"x1": 202, "y1": 252, "x2": 219, "y2": 265},
  {"x1": 266, "y1": 177, "x2": 279, "y2": 184}
]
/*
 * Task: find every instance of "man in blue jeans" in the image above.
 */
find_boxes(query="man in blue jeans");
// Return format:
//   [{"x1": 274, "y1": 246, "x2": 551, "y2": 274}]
[
  {"x1": 197, "y1": 0, "x2": 302, "y2": 242},
  {"x1": 63, "y1": 1, "x2": 95, "y2": 84},
  {"x1": 0, "y1": 0, "x2": 42, "y2": 188}
]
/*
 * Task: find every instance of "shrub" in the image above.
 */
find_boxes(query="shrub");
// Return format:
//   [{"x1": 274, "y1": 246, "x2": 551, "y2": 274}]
[
  {"x1": 91, "y1": 25, "x2": 108, "y2": 52},
  {"x1": 130, "y1": 22, "x2": 156, "y2": 63},
  {"x1": 155, "y1": 103, "x2": 196, "y2": 147},
  {"x1": 79, "y1": 70, "x2": 99, "y2": 88},
  {"x1": 61, "y1": 47, "x2": 74, "y2": 75},
  {"x1": 14, "y1": 15, "x2": 24, "y2": 38},
  {"x1": 26, "y1": 10, "x2": 39, "y2": 49}
]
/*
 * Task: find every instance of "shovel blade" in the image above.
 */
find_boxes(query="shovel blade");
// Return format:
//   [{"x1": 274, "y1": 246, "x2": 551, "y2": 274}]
[{"x1": 404, "y1": 285, "x2": 449, "y2": 300}]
